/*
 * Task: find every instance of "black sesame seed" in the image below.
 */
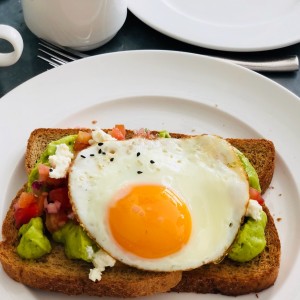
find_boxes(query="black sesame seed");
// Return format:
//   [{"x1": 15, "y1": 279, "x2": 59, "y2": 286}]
[
  {"x1": 98, "y1": 149, "x2": 102, "y2": 154},
  {"x1": 150, "y1": 160, "x2": 155, "y2": 164},
  {"x1": 80, "y1": 155, "x2": 86, "y2": 158},
  {"x1": 49, "y1": 168, "x2": 53, "y2": 172},
  {"x1": 102, "y1": 152, "x2": 106, "y2": 155},
  {"x1": 110, "y1": 158, "x2": 114, "y2": 162},
  {"x1": 98, "y1": 142, "x2": 103, "y2": 146},
  {"x1": 90, "y1": 154, "x2": 95, "y2": 157},
  {"x1": 137, "y1": 152, "x2": 141, "y2": 157},
  {"x1": 137, "y1": 171, "x2": 143, "y2": 174}
]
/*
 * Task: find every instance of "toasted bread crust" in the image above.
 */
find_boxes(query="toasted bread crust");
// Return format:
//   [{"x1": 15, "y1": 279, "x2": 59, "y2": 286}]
[{"x1": 1, "y1": 128, "x2": 280, "y2": 297}]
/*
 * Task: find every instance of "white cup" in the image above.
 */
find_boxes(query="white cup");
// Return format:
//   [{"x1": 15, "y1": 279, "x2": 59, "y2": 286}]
[
  {"x1": 21, "y1": 0, "x2": 127, "y2": 51},
  {"x1": 0, "y1": 25, "x2": 24, "y2": 67}
]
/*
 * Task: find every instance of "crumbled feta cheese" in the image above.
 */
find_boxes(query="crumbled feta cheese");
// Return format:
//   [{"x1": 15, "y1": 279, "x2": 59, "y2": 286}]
[
  {"x1": 89, "y1": 268, "x2": 103, "y2": 282},
  {"x1": 245, "y1": 199, "x2": 262, "y2": 221},
  {"x1": 89, "y1": 128, "x2": 116, "y2": 144},
  {"x1": 89, "y1": 249, "x2": 116, "y2": 282},
  {"x1": 48, "y1": 144, "x2": 74, "y2": 179}
]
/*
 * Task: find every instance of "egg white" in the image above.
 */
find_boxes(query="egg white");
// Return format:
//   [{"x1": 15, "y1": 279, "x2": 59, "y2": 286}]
[{"x1": 68, "y1": 135, "x2": 249, "y2": 271}]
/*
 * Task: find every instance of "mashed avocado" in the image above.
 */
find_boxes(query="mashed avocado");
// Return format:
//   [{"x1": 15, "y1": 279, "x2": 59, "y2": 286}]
[
  {"x1": 27, "y1": 134, "x2": 77, "y2": 191},
  {"x1": 17, "y1": 217, "x2": 52, "y2": 259},
  {"x1": 158, "y1": 130, "x2": 171, "y2": 138},
  {"x1": 52, "y1": 221, "x2": 98, "y2": 262},
  {"x1": 228, "y1": 149, "x2": 267, "y2": 261},
  {"x1": 235, "y1": 149, "x2": 261, "y2": 192},
  {"x1": 228, "y1": 211, "x2": 267, "y2": 262}
]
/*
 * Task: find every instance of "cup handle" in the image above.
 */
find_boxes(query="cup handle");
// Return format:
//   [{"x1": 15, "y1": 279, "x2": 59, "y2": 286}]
[{"x1": 0, "y1": 25, "x2": 24, "y2": 67}]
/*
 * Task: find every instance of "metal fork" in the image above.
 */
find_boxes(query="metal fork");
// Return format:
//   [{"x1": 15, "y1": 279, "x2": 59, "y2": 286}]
[
  {"x1": 37, "y1": 39, "x2": 299, "y2": 72},
  {"x1": 38, "y1": 40, "x2": 89, "y2": 67}
]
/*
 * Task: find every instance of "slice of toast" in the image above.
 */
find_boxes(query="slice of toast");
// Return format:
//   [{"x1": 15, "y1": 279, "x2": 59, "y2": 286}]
[{"x1": 0, "y1": 128, "x2": 280, "y2": 297}]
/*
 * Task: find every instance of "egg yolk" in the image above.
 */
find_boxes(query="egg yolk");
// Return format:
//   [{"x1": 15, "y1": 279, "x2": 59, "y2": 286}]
[{"x1": 108, "y1": 184, "x2": 192, "y2": 259}]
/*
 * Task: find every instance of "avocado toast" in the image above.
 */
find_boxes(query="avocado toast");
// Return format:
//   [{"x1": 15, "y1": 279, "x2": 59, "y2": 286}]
[{"x1": 0, "y1": 127, "x2": 280, "y2": 297}]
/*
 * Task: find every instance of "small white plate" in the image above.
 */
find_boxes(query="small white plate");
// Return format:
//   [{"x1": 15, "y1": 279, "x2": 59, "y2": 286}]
[
  {"x1": 128, "y1": 0, "x2": 300, "y2": 51},
  {"x1": 0, "y1": 51, "x2": 300, "y2": 299}
]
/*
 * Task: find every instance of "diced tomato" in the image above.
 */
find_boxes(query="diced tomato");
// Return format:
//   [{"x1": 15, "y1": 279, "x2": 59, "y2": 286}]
[
  {"x1": 38, "y1": 164, "x2": 50, "y2": 181},
  {"x1": 45, "y1": 211, "x2": 69, "y2": 233},
  {"x1": 249, "y1": 187, "x2": 265, "y2": 205},
  {"x1": 16, "y1": 192, "x2": 36, "y2": 209},
  {"x1": 48, "y1": 187, "x2": 71, "y2": 211},
  {"x1": 115, "y1": 124, "x2": 126, "y2": 137},
  {"x1": 14, "y1": 192, "x2": 45, "y2": 228},
  {"x1": 74, "y1": 131, "x2": 92, "y2": 151},
  {"x1": 108, "y1": 124, "x2": 126, "y2": 140},
  {"x1": 109, "y1": 127, "x2": 124, "y2": 140}
]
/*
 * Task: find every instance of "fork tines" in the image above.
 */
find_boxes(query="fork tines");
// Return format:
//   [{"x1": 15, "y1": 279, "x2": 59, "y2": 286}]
[{"x1": 38, "y1": 40, "x2": 89, "y2": 67}]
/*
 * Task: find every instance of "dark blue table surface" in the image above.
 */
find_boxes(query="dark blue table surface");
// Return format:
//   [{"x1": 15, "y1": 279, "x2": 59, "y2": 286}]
[{"x1": 1, "y1": 0, "x2": 300, "y2": 98}]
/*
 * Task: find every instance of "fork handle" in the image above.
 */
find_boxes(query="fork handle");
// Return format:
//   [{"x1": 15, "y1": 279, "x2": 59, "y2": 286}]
[{"x1": 216, "y1": 55, "x2": 299, "y2": 72}]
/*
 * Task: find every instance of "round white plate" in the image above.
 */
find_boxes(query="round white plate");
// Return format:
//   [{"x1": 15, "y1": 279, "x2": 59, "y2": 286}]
[
  {"x1": 128, "y1": 0, "x2": 300, "y2": 52},
  {"x1": 0, "y1": 50, "x2": 300, "y2": 299}
]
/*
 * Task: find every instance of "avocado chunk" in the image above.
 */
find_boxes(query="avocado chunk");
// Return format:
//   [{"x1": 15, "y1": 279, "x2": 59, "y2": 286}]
[
  {"x1": 158, "y1": 130, "x2": 171, "y2": 138},
  {"x1": 228, "y1": 211, "x2": 267, "y2": 262},
  {"x1": 17, "y1": 217, "x2": 52, "y2": 259},
  {"x1": 52, "y1": 221, "x2": 97, "y2": 262}
]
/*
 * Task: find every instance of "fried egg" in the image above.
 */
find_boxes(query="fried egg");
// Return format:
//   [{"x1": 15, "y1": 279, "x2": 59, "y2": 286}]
[{"x1": 68, "y1": 135, "x2": 249, "y2": 271}]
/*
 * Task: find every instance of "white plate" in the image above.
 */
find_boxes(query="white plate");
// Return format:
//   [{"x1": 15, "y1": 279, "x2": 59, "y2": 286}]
[
  {"x1": 127, "y1": 0, "x2": 300, "y2": 51},
  {"x1": 0, "y1": 50, "x2": 300, "y2": 300}
]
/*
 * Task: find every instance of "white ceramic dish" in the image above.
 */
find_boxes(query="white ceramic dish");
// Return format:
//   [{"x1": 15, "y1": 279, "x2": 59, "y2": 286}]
[
  {"x1": 0, "y1": 50, "x2": 299, "y2": 299},
  {"x1": 127, "y1": 0, "x2": 300, "y2": 52}
]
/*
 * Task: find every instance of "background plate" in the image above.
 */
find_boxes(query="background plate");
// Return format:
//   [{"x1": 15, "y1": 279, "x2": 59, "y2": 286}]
[
  {"x1": 128, "y1": 0, "x2": 300, "y2": 51},
  {"x1": 0, "y1": 51, "x2": 300, "y2": 299}
]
